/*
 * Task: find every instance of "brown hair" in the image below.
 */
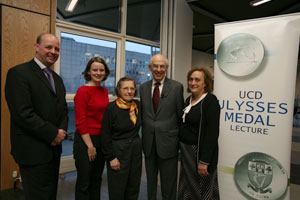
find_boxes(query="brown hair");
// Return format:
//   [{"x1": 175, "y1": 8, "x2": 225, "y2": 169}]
[
  {"x1": 82, "y1": 57, "x2": 110, "y2": 81},
  {"x1": 115, "y1": 77, "x2": 137, "y2": 97},
  {"x1": 36, "y1": 33, "x2": 47, "y2": 44},
  {"x1": 187, "y1": 67, "x2": 213, "y2": 93}
]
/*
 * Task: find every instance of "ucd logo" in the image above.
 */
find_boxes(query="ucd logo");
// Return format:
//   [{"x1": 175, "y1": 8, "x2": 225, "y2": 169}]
[
  {"x1": 248, "y1": 160, "x2": 272, "y2": 194},
  {"x1": 234, "y1": 152, "x2": 288, "y2": 200}
]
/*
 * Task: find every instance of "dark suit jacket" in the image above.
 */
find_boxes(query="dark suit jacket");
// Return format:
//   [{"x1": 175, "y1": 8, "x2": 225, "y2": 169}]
[
  {"x1": 5, "y1": 59, "x2": 68, "y2": 165},
  {"x1": 140, "y1": 78, "x2": 184, "y2": 159}
]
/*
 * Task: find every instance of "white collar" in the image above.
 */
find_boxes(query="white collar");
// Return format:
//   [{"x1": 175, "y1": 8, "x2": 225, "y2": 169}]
[
  {"x1": 34, "y1": 57, "x2": 47, "y2": 70},
  {"x1": 152, "y1": 76, "x2": 166, "y2": 86},
  {"x1": 182, "y1": 93, "x2": 207, "y2": 123}
]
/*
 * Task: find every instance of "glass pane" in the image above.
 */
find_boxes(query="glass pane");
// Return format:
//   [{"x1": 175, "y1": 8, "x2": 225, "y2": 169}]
[
  {"x1": 57, "y1": 0, "x2": 122, "y2": 33},
  {"x1": 60, "y1": 32, "x2": 117, "y2": 94},
  {"x1": 62, "y1": 102, "x2": 75, "y2": 157},
  {"x1": 125, "y1": 41, "x2": 160, "y2": 95},
  {"x1": 127, "y1": 0, "x2": 161, "y2": 42}
]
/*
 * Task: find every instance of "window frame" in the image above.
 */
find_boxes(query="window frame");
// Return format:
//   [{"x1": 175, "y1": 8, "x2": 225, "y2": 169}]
[
  {"x1": 55, "y1": 19, "x2": 160, "y2": 101},
  {"x1": 56, "y1": 0, "x2": 163, "y2": 173}
]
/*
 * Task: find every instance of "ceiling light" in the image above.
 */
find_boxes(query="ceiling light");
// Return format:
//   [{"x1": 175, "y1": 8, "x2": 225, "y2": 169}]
[
  {"x1": 65, "y1": 0, "x2": 79, "y2": 12},
  {"x1": 250, "y1": 0, "x2": 272, "y2": 7}
]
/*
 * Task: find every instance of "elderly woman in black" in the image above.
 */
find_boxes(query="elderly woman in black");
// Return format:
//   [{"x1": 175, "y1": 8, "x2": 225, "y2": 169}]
[
  {"x1": 178, "y1": 68, "x2": 220, "y2": 199},
  {"x1": 101, "y1": 77, "x2": 142, "y2": 200}
]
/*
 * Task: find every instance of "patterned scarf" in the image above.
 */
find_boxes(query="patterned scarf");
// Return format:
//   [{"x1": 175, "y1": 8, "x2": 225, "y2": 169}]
[{"x1": 116, "y1": 97, "x2": 138, "y2": 125}]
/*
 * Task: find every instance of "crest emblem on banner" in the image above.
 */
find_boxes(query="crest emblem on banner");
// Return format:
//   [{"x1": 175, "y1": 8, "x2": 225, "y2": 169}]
[
  {"x1": 247, "y1": 160, "x2": 272, "y2": 193},
  {"x1": 234, "y1": 152, "x2": 288, "y2": 200}
]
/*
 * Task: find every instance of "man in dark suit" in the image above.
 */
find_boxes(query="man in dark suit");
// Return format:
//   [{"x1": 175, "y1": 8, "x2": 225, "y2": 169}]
[
  {"x1": 5, "y1": 33, "x2": 68, "y2": 200},
  {"x1": 140, "y1": 54, "x2": 184, "y2": 200}
]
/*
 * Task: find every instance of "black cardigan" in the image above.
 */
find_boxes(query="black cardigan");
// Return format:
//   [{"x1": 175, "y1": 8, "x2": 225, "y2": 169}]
[{"x1": 180, "y1": 93, "x2": 220, "y2": 172}]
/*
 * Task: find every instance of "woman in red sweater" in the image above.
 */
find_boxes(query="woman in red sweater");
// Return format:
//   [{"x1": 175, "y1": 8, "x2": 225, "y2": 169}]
[{"x1": 73, "y1": 57, "x2": 110, "y2": 200}]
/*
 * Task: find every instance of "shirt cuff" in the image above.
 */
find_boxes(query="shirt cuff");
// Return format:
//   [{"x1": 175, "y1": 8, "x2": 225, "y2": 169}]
[{"x1": 199, "y1": 160, "x2": 210, "y2": 165}]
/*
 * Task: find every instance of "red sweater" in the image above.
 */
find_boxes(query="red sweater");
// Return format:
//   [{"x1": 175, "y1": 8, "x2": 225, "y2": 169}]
[{"x1": 74, "y1": 86, "x2": 109, "y2": 135}]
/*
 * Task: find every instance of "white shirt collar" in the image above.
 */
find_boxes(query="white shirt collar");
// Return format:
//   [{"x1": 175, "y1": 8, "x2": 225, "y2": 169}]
[
  {"x1": 152, "y1": 76, "x2": 166, "y2": 86},
  {"x1": 34, "y1": 57, "x2": 47, "y2": 70},
  {"x1": 182, "y1": 93, "x2": 208, "y2": 123}
]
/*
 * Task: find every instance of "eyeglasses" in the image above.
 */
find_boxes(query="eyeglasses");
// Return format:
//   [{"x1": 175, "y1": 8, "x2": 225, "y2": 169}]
[{"x1": 151, "y1": 64, "x2": 168, "y2": 69}]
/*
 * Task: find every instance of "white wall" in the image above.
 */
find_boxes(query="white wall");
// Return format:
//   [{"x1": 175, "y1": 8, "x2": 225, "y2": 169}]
[
  {"x1": 191, "y1": 50, "x2": 214, "y2": 76},
  {"x1": 172, "y1": 0, "x2": 193, "y2": 99},
  {"x1": 175, "y1": 50, "x2": 214, "y2": 98}
]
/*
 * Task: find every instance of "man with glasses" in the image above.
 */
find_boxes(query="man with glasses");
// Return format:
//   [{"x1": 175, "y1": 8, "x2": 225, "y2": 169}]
[{"x1": 140, "y1": 54, "x2": 184, "y2": 200}]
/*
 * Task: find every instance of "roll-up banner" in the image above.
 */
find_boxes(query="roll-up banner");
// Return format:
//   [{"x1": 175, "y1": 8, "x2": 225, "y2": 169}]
[{"x1": 214, "y1": 13, "x2": 300, "y2": 200}]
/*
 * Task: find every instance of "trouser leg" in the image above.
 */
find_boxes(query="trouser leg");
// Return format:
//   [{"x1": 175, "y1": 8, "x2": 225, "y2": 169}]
[
  {"x1": 89, "y1": 148, "x2": 105, "y2": 200},
  {"x1": 19, "y1": 151, "x2": 61, "y2": 200},
  {"x1": 125, "y1": 137, "x2": 142, "y2": 200},
  {"x1": 74, "y1": 133, "x2": 104, "y2": 200},
  {"x1": 145, "y1": 139, "x2": 158, "y2": 200},
  {"x1": 107, "y1": 139, "x2": 132, "y2": 200},
  {"x1": 158, "y1": 155, "x2": 178, "y2": 200}
]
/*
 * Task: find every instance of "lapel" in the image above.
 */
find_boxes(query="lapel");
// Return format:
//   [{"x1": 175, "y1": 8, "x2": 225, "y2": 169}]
[
  {"x1": 30, "y1": 60, "x2": 57, "y2": 95},
  {"x1": 155, "y1": 78, "x2": 170, "y2": 115},
  {"x1": 145, "y1": 80, "x2": 155, "y2": 116}
]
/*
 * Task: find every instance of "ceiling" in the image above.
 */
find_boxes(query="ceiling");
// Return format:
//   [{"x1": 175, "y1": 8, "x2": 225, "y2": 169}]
[
  {"x1": 57, "y1": 0, "x2": 300, "y2": 55},
  {"x1": 188, "y1": 0, "x2": 300, "y2": 54}
]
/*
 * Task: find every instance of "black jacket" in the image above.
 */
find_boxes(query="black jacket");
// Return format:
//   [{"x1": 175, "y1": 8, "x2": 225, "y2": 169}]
[
  {"x1": 184, "y1": 93, "x2": 220, "y2": 172},
  {"x1": 5, "y1": 59, "x2": 68, "y2": 165}
]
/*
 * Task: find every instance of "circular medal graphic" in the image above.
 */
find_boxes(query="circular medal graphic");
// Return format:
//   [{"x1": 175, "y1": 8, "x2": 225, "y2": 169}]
[
  {"x1": 216, "y1": 33, "x2": 264, "y2": 77},
  {"x1": 234, "y1": 152, "x2": 288, "y2": 200}
]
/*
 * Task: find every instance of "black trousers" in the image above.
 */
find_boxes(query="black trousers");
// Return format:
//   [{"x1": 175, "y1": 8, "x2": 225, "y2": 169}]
[
  {"x1": 74, "y1": 133, "x2": 106, "y2": 200},
  {"x1": 107, "y1": 136, "x2": 142, "y2": 200},
  {"x1": 19, "y1": 150, "x2": 61, "y2": 200},
  {"x1": 145, "y1": 138, "x2": 178, "y2": 200}
]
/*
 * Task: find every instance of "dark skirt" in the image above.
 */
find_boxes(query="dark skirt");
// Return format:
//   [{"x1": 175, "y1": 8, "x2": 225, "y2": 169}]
[{"x1": 178, "y1": 142, "x2": 220, "y2": 200}]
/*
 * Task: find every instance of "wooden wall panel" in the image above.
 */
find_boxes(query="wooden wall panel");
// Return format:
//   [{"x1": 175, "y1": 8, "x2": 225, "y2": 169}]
[
  {"x1": 0, "y1": 0, "x2": 50, "y2": 15},
  {"x1": 50, "y1": 0, "x2": 56, "y2": 33},
  {"x1": 1, "y1": 5, "x2": 50, "y2": 190}
]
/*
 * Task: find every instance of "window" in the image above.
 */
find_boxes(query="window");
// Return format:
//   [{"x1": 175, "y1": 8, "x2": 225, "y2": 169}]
[
  {"x1": 57, "y1": 0, "x2": 122, "y2": 33},
  {"x1": 56, "y1": 0, "x2": 161, "y2": 171},
  {"x1": 60, "y1": 32, "x2": 117, "y2": 94},
  {"x1": 62, "y1": 102, "x2": 75, "y2": 157},
  {"x1": 125, "y1": 41, "x2": 160, "y2": 93},
  {"x1": 127, "y1": 0, "x2": 161, "y2": 42}
]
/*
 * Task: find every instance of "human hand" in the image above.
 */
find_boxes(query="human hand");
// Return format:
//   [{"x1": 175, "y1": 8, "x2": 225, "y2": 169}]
[
  {"x1": 110, "y1": 158, "x2": 120, "y2": 171},
  {"x1": 51, "y1": 129, "x2": 67, "y2": 146},
  {"x1": 87, "y1": 146, "x2": 97, "y2": 162},
  {"x1": 198, "y1": 162, "x2": 209, "y2": 176}
]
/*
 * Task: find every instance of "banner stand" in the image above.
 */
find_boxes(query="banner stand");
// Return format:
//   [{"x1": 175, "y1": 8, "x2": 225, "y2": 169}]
[{"x1": 214, "y1": 13, "x2": 300, "y2": 200}]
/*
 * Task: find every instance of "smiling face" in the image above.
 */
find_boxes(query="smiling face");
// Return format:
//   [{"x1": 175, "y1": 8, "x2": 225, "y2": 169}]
[
  {"x1": 34, "y1": 34, "x2": 60, "y2": 67},
  {"x1": 149, "y1": 54, "x2": 168, "y2": 82},
  {"x1": 119, "y1": 80, "x2": 136, "y2": 102},
  {"x1": 188, "y1": 71, "x2": 206, "y2": 96},
  {"x1": 88, "y1": 62, "x2": 106, "y2": 85}
]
